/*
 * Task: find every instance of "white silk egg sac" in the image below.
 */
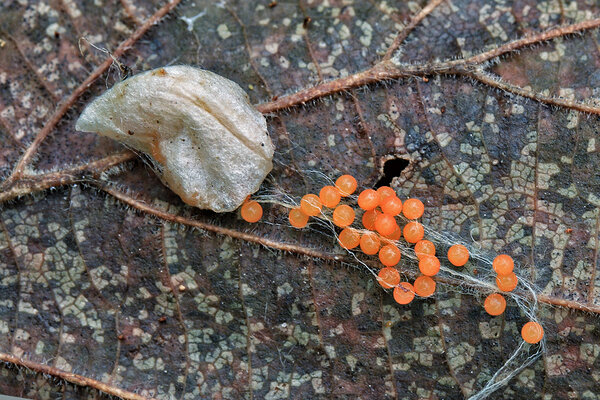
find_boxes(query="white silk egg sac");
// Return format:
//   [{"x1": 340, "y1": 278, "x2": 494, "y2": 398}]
[{"x1": 76, "y1": 65, "x2": 274, "y2": 212}]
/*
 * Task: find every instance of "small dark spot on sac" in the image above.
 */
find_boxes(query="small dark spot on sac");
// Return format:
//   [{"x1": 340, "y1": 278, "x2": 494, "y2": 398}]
[
  {"x1": 54, "y1": 31, "x2": 60, "y2": 39},
  {"x1": 303, "y1": 16, "x2": 311, "y2": 28},
  {"x1": 153, "y1": 68, "x2": 167, "y2": 76},
  {"x1": 156, "y1": 120, "x2": 160, "y2": 124},
  {"x1": 440, "y1": 106, "x2": 446, "y2": 113},
  {"x1": 127, "y1": 130, "x2": 135, "y2": 135},
  {"x1": 375, "y1": 158, "x2": 409, "y2": 188},
  {"x1": 261, "y1": 143, "x2": 264, "y2": 146},
  {"x1": 120, "y1": 64, "x2": 132, "y2": 78}
]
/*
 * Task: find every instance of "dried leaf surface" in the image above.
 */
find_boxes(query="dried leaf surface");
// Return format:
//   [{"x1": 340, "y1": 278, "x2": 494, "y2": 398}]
[{"x1": 1, "y1": 0, "x2": 600, "y2": 399}]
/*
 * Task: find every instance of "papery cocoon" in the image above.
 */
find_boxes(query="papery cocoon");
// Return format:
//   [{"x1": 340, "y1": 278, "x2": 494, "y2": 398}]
[{"x1": 76, "y1": 65, "x2": 274, "y2": 212}]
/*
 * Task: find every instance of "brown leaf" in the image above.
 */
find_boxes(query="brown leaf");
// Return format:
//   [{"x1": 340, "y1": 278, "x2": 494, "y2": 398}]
[{"x1": 2, "y1": 0, "x2": 600, "y2": 399}]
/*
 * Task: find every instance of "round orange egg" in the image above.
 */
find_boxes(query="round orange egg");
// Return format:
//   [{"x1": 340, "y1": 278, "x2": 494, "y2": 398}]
[
  {"x1": 357, "y1": 189, "x2": 379, "y2": 210},
  {"x1": 362, "y1": 209, "x2": 380, "y2": 230},
  {"x1": 381, "y1": 196, "x2": 403, "y2": 216},
  {"x1": 289, "y1": 207, "x2": 309, "y2": 228},
  {"x1": 493, "y1": 254, "x2": 514, "y2": 276},
  {"x1": 241, "y1": 200, "x2": 263, "y2": 223},
  {"x1": 338, "y1": 228, "x2": 360, "y2": 249},
  {"x1": 448, "y1": 244, "x2": 469, "y2": 267},
  {"x1": 419, "y1": 255, "x2": 440, "y2": 276},
  {"x1": 403, "y1": 221, "x2": 424, "y2": 243},
  {"x1": 379, "y1": 244, "x2": 401, "y2": 267},
  {"x1": 300, "y1": 194, "x2": 322, "y2": 217},
  {"x1": 414, "y1": 276, "x2": 436, "y2": 297},
  {"x1": 521, "y1": 321, "x2": 544, "y2": 344},
  {"x1": 403, "y1": 198, "x2": 424, "y2": 219},
  {"x1": 377, "y1": 186, "x2": 396, "y2": 203},
  {"x1": 375, "y1": 214, "x2": 398, "y2": 237},
  {"x1": 319, "y1": 185, "x2": 341, "y2": 208},
  {"x1": 360, "y1": 232, "x2": 381, "y2": 255},
  {"x1": 496, "y1": 272, "x2": 518, "y2": 292},
  {"x1": 484, "y1": 293, "x2": 506, "y2": 316},
  {"x1": 414, "y1": 240, "x2": 436, "y2": 259},
  {"x1": 335, "y1": 175, "x2": 357, "y2": 197},
  {"x1": 378, "y1": 267, "x2": 400, "y2": 289},
  {"x1": 383, "y1": 225, "x2": 402, "y2": 241},
  {"x1": 393, "y1": 282, "x2": 415, "y2": 305},
  {"x1": 332, "y1": 205, "x2": 355, "y2": 228}
]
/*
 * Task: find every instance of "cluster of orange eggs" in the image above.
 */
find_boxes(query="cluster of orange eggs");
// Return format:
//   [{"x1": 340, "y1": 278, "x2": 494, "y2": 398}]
[{"x1": 240, "y1": 175, "x2": 544, "y2": 344}]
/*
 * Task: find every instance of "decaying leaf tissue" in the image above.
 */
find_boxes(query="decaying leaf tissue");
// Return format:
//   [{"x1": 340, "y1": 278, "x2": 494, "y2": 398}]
[{"x1": 4, "y1": 0, "x2": 600, "y2": 399}]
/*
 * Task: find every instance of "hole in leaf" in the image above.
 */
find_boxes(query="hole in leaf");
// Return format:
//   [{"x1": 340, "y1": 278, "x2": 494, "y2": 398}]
[{"x1": 375, "y1": 158, "x2": 409, "y2": 188}]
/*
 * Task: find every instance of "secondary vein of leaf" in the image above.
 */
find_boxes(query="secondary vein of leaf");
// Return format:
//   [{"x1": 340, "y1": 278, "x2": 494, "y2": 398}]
[
  {"x1": 0, "y1": 151, "x2": 134, "y2": 202},
  {"x1": 3, "y1": 16, "x2": 600, "y2": 198},
  {"x1": 1, "y1": 7, "x2": 600, "y2": 317},
  {"x1": 257, "y1": 18, "x2": 600, "y2": 114},
  {"x1": 0, "y1": 0, "x2": 182, "y2": 191},
  {"x1": 0, "y1": 352, "x2": 156, "y2": 400},
  {"x1": 382, "y1": 0, "x2": 446, "y2": 61},
  {"x1": 100, "y1": 183, "x2": 600, "y2": 315}
]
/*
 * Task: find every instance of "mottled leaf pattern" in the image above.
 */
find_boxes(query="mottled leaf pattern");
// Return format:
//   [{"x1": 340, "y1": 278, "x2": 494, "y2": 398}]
[{"x1": 1, "y1": 0, "x2": 600, "y2": 399}]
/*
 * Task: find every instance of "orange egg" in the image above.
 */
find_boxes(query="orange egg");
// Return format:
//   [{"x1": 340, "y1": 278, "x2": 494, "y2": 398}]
[
  {"x1": 300, "y1": 194, "x2": 322, "y2": 217},
  {"x1": 289, "y1": 207, "x2": 309, "y2": 228},
  {"x1": 484, "y1": 293, "x2": 506, "y2": 316},
  {"x1": 496, "y1": 272, "x2": 518, "y2": 292},
  {"x1": 383, "y1": 225, "x2": 402, "y2": 241},
  {"x1": 414, "y1": 276, "x2": 436, "y2": 297},
  {"x1": 379, "y1": 244, "x2": 401, "y2": 267},
  {"x1": 414, "y1": 240, "x2": 436, "y2": 259},
  {"x1": 402, "y1": 198, "x2": 424, "y2": 219},
  {"x1": 332, "y1": 205, "x2": 355, "y2": 228},
  {"x1": 448, "y1": 244, "x2": 469, "y2": 267},
  {"x1": 376, "y1": 186, "x2": 396, "y2": 203},
  {"x1": 493, "y1": 254, "x2": 514, "y2": 276},
  {"x1": 521, "y1": 321, "x2": 544, "y2": 344},
  {"x1": 380, "y1": 196, "x2": 402, "y2": 216},
  {"x1": 338, "y1": 228, "x2": 360, "y2": 249},
  {"x1": 378, "y1": 267, "x2": 400, "y2": 289},
  {"x1": 375, "y1": 214, "x2": 398, "y2": 237},
  {"x1": 393, "y1": 282, "x2": 415, "y2": 305},
  {"x1": 319, "y1": 185, "x2": 341, "y2": 208},
  {"x1": 241, "y1": 200, "x2": 263, "y2": 223},
  {"x1": 335, "y1": 175, "x2": 357, "y2": 197},
  {"x1": 357, "y1": 189, "x2": 379, "y2": 210},
  {"x1": 359, "y1": 232, "x2": 381, "y2": 255},
  {"x1": 362, "y1": 209, "x2": 379, "y2": 230},
  {"x1": 403, "y1": 221, "x2": 424, "y2": 243},
  {"x1": 419, "y1": 255, "x2": 440, "y2": 276}
]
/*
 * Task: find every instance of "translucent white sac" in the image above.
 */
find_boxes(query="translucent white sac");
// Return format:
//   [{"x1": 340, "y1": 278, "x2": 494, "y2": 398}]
[{"x1": 76, "y1": 65, "x2": 274, "y2": 212}]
